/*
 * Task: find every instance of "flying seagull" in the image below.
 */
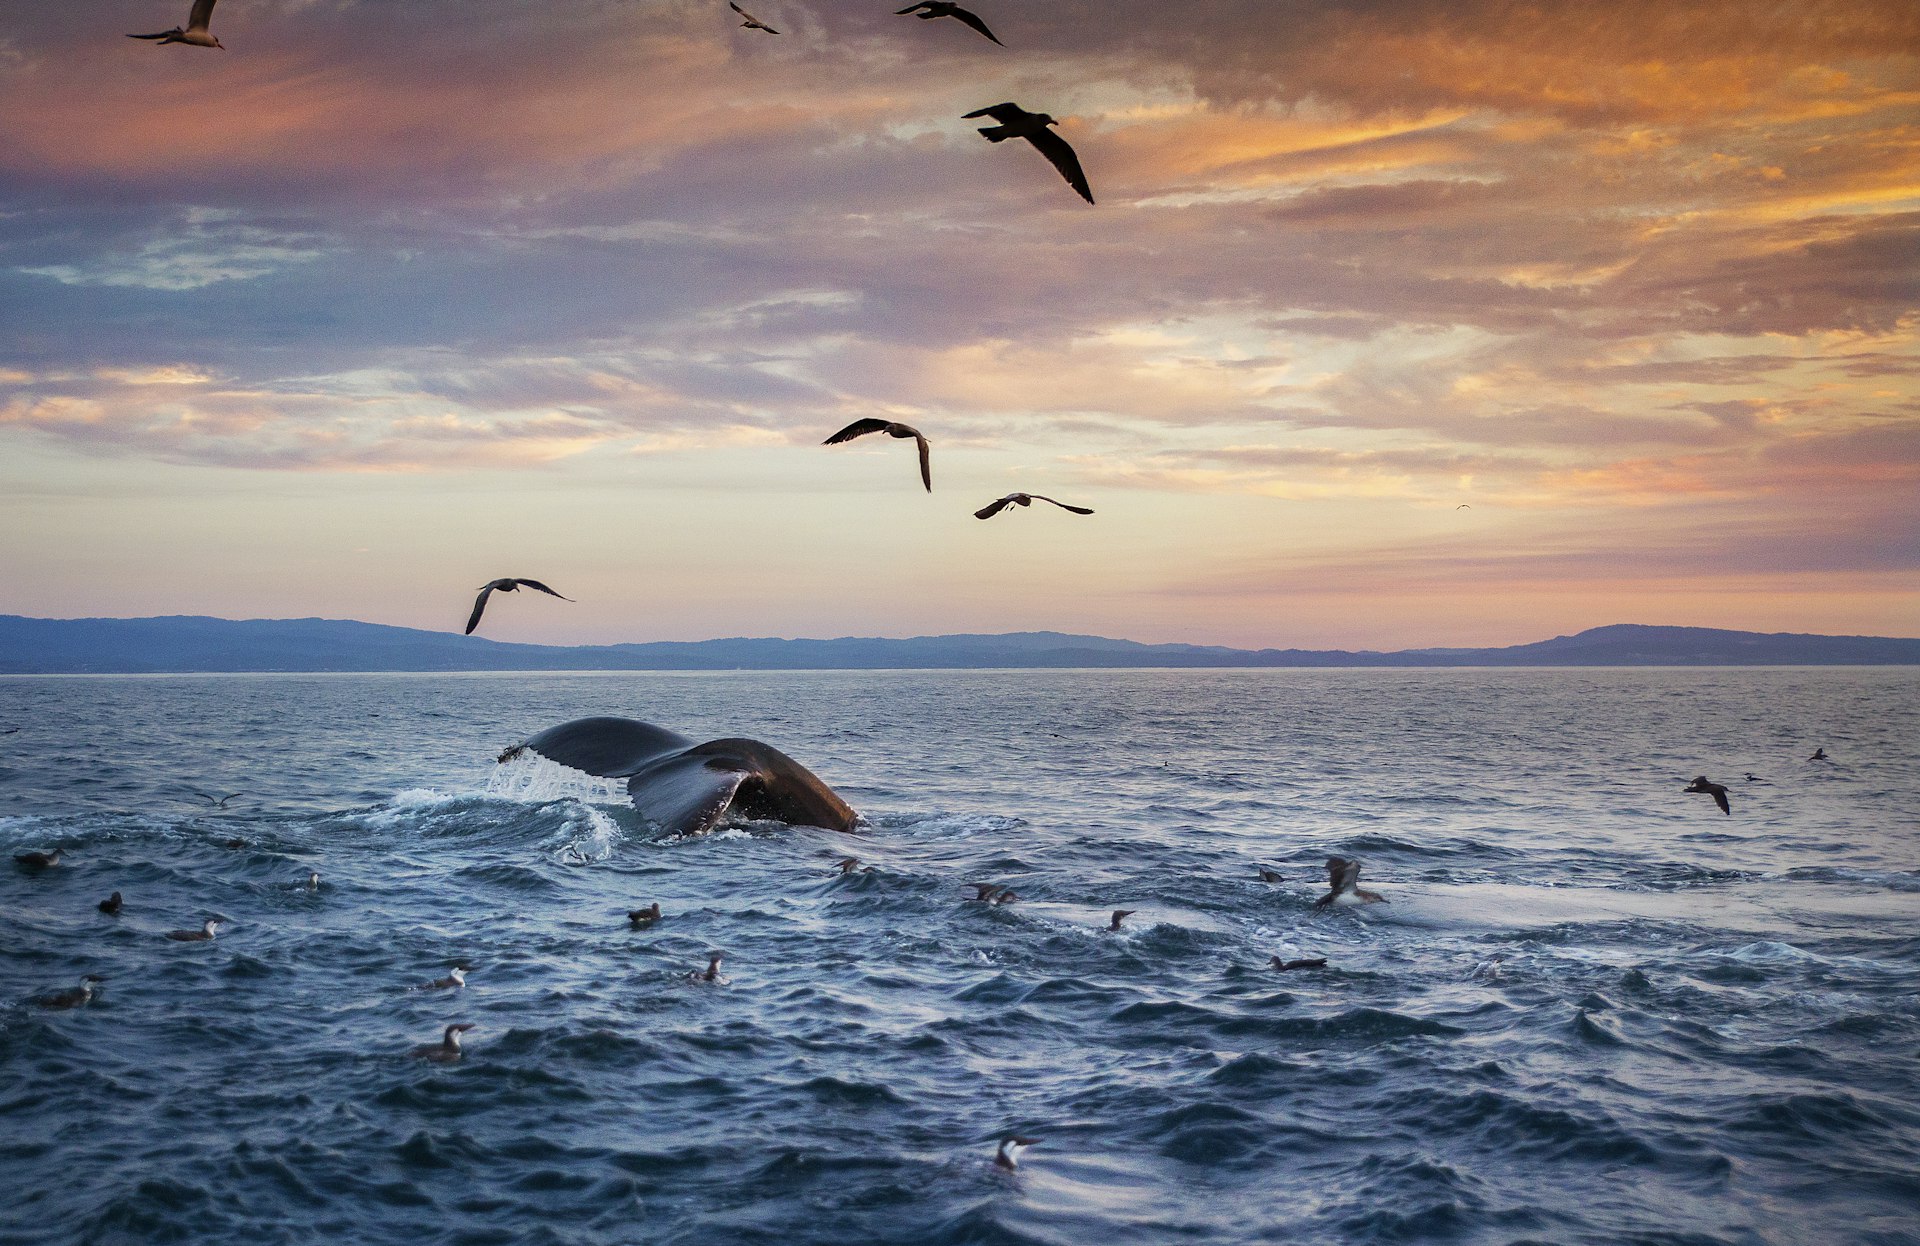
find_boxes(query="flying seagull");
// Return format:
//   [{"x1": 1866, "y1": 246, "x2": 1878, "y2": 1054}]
[
  {"x1": 896, "y1": 2, "x2": 1002, "y2": 45},
  {"x1": 823, "y1": 419, "x2": 931, "y2": 492},
  {"x1": 963, "y1": 103, "x2": 1093, "y2": 204},
  {"x1": 1808, "y1": 748, "x2": 1829, "y2": 761},
  {"x1": 974, "y1": 493, "x2": 1094, "y2": 520},
  {"x1": 1683, "y1": 775, "x2": 1731, "y2": 815},
  {"x1": 466, "y1": 578, "x2": 574, "y2": 635},
  {"x1": 129, "y1": 0, "x2": 224, "y2": 48},
  {"x1": 729, "y1": 2, "x2": 779, "y2": 33}
]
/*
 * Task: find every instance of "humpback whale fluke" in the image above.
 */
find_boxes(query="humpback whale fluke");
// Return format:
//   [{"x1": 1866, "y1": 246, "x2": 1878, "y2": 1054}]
[
  {"x1": 1314, "y1": 857, "x2": 1387, "y2": 908},
  {"x1": 508, "y1": 716, "x2": 857, "y2": 837},
  {"x1": 1683, "y1": 775, "x2": 1731, "y2": 815}
]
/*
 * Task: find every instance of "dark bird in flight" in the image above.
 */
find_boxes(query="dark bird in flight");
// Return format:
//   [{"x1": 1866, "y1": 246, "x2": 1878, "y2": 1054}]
[
  {"x1": 1456, "y1": 504, "x2": 1471, "y2": 509},
  {"x1": 896, "y1": 2, "x2": 1002, "y2": 44},
  {"x1": 1105, "y1": 909, "x2": 1135, "y2": 932},
  {"x1": 628, "y1": 902, "x2": 661, "y2": 928},
  {"x1": 1808, "y1": 748, "x2": 1829, "y2": 761},
  {"x1": 466, "y1": 578, "x2": 574, "y2": 635},
  {"x1": 33, "y1": 976, "x2": 105, "y2": 1010},
  {"x1": 129, "y1": 0, "x2": 223, "y2": 48},
  {"x1": 1314, "y1": 857, "x2": 1387, "y2": 908},
  {"x1": 823, "y1": 419, "x2": 931, "y2": 492},
  {"x1": 1683, "y1": 775, "x2": 1731, "y2": 815},
  {"x1": 974, "y1": 493, "x2": 1094, "y2": 520},
  {"x1": 963, "y1": 103, "x2": 1093, "y2": 203},
  {"x1": 99, "y1": 891, "x2": 123, "y2": 915},
  {"x1": 1255, "y1": 867, "x2": 1284, "y2": 883},
  {"x1": 729, "y1": 2, "x2": 778, "y2": 33},
  {"x1": 1270, "y1": 956, "x2": 1327, "y2": 972},
  {"x1": 14, "y1": 848, "x2": 61, "y2": 869}
]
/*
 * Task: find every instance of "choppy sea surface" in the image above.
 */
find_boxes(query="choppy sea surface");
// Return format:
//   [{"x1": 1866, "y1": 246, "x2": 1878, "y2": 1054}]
[{"x1": 2, "y1": 669, "x2": 1917, "y2": 1246}]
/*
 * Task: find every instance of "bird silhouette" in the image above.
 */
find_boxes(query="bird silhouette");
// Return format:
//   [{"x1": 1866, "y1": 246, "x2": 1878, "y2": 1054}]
[
  {"x1": 974, "y1": 493, "x2": 1094, "y2": 520},
  {"x1": 896, "y1": 2, "x2": 1002, "y2": 45},
  {"x1": 823, "y1": 419, "x2": 931, "y2": 492},
  {"x1": 129, "y1": 0, "x2": 223, "y2": 48},
  {"x1": 729, "y1": 2, "x2": 778, "y2": 33},
  {"x1": 1683, "y1": 775, "x2": 1731, "y2": 815},
  {"x1": 963, "y1": 103, "x2": 1093, "y2": 203},
  {"x1": 466, "y1": 578, "x2": 573, "y2": 635}
]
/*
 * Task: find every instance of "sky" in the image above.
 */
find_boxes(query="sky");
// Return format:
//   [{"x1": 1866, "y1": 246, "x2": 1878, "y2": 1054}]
[{"x1": 0, "y1": 0, "x2": 1915, "y2": 649}]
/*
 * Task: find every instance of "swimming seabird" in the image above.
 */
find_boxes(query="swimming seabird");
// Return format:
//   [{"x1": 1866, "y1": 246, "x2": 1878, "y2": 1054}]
[
  {"x1": 962, "y1": 103, "x2": 1094, "y2": 204},
  {"x1": 1314, "y1": 857, "x2": 1387, "y2": 908},
  {"x1": 1269, "y1": 956, "x2": 1327, "y2": 972},
  {"x1": 1683, "y1": 775, "x2": 1731, "y2": 815},
  {"x1": 963, "y1": 883, "x2": 1016, "y2": 904},
  {"x1": 689, "y1": 953, "x2": 725, "y2": 982},
  {"x1": 412, "y1": 1023, "x2": 474, "y2": 1063},
  {"x1": 466, "y1": 578, "x2": 574, "y2": 635},
  {"x1": 832, "y1": 856, "x2": 863, "y2": 874},
  {"x1": 1255, "y1": 867, "x2": 1284, "y2": 883},
  {"x1": 33, "y1": 976, "x2": 105, "y2": 1010},
  {"x1": 129, "y1": 0, "x2": 223, "y2": 48},
  {"x1": 896, "y1": 2, "x2": 1002, "y2": 44},
  {"x1": 1808, "y1": 748, "x2": 1829, "y2": 761},
  {"x1": 98, "y1": 891, "x2": 123, "y2": 915},
  {"x1": 305, "y1": 871, "x2": 320, "y2": 891},
  {"x1": 14, "y1": 848, "x2": 62, "y2": 869},
  {"x1": 728, "y1": 2, "x2": 778, "y2": 33},
  {"x1": 973, "y1": 493, "x2": 1094, "y2": 520},
  {"x1": 165, "y1": 918, "x2": 223, "y2": 942},
  {"x1": 0, "y1": 726, "x2": 20, "y2": 734},
  {"x1": 823, "y1": 419, "x2": 932, "y2": 492},
  {"x1": 627, "y1": 902, "x2": 662, "y2": 928},
  {"x1": 993, "y1": 1136, "x2": 1039, "y2": 1171},
  {"x1": 420, "y1": 964, "x2": 471, "y2": 991},
  {"x1": 1744, "y1": 772, "x2": 1768, "y2": 784},
  {"x1": 1105, "y1": 909, "x2": 1135, "y2": 931}
]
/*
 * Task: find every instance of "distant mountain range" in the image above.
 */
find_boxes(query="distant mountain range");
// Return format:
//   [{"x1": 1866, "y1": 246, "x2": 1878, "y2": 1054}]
[{"x1": 0, "y1": 616, "x2": 1914, "y2": 673}]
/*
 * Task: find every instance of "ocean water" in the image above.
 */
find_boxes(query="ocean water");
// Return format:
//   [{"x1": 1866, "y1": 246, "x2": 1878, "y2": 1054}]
[{"x1": 2, "y1": 668, "x2": 1917, "y2": 1246}]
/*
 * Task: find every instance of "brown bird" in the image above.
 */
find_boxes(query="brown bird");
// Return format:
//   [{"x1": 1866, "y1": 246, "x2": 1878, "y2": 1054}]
[
  {"x1": 962, "y1": 882, "x2": 1017, "y2": 905},
  {"x1": 166, "y1": 918, "x2": 223, "y2": 942},
  {"x1": 1105, "y1": 909, "x2": 1135, "y2": 932},
  {"x1": 412, "y1": 1023, "x2": 475, "y2": 1063},
  {"x1": 466, "y1": 578, "x2": 573, "y2": 635},
  {"x1": 832, "y1": 856, "x2": 863, "y2": 874},
  {"x1": 896, "y1": 2, "x2": 1001, "y2": 44},
  {"x1": 1314, "y1": 858, "x2": 1387, "y2": 908},
  {"x1": 627, "y1": 903, "x2": 662, "y2": 928},
  {"x1": 1683, "y1": 775, "x2": 1731, "y2": 815},
  {"x1": 98, "y1": 891, "x2": 123, "y2": 915},
  {"x1": 729, "y1": 2, "x2": 778, "y2": 33},
  {"x1": 963, "y1": 103, "x2": 1093, "y2": 204},
  {"x1": 1270, "y1": 956, "x2": 1328, "y2": 972},
  {"x1": 14, "y1": 848, "x2": 62, "y2": 869},
  {"x1": 973, "y1": 493, "x2": 1094, "y2": 520},
  {"x1": 129, "y1": 0, "x2": 223, "y2": 48},
  {"x1": 823, "y1": 419, "x2": 931, "y2": 492},
  {"x1": 32, "y1": 975, "x2": 105, "y2": 1010},
  {"x1": 1255, "y1": 867, "x2": 1284, "y2": 883},
  {"x1": 689, "y1": 953, "x2": 725, "y2": 983}
]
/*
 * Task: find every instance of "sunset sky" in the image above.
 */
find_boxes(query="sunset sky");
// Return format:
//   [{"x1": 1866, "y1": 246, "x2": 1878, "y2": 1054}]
[{"x1": 1, "y1": 0, "x2": 1915, "y2": 649}]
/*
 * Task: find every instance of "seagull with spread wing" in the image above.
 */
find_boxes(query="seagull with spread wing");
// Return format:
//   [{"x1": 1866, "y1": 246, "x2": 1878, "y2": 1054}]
[
  {"x1": 129, "y1": 0, "x2": 224, "y2": 48},
  {"x1": 466, "y1": 578, "x2": 574, "y2": 635},
  {"x1": 897, "y1": 2, "x2": 1002, "y2": 45},
  {"x1": 822, "y1": 419, "x2": 932, "y2": 492},
  {"x1": 963, "y1": 103, "x2": 1093, "y2": 204},
  {"x1": 729, "y1": 2, "x2": 779, "y2": 33},
  {"x1": 974, "y1": 493, "x2": 1093, "y2": 520}
]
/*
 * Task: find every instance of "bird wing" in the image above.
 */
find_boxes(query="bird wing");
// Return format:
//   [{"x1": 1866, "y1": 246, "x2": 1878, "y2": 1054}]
[
  {"x1": 128, "y1": 30, "x2": 178, "y2": 39},
  {"x1": 915, "y1": 432, "x2": 932, "y2": 492},
  {"x1": 465, "y1": 585, "x2": 496, "y2": 635},
  {"x1": 950, "y1": 5, "x2": 1003, "y2": 44},
  {"x1": 514, "y1": 579, "x2": 574, "y2": 601},
  {"x1": 189, "y1": 0, "x2": 218, "y2": 32},
  {"x1": 895, "y1": 2, "x2": 933, "y2": 11},
  {"x1": 963, "y1": 103, "x2": 1024, "y2": 123},
  {"x1": 1026, "y1": 128, "x2": 1094, "y2": 203},
  {"x1": 974, "y1": 496, "x2": 1015, "y2": 520},
  {"x1": 823, "y1": 417, "x2": 893, "y2": 445},
  {"x1": 1030, "y1": 495, "x2": 1094, "y2": 515},
  {"x1": 1712, "y1": 789, "x2": 1730, "y2": 815}
]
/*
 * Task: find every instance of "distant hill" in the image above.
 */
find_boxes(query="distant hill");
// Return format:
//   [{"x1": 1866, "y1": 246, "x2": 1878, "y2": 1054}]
[{"x1": 0, "y1": 616, "x2": 1914, "y2": 673}]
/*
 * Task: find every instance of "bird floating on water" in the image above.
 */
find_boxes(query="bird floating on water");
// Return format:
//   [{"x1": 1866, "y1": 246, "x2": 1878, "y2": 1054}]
[
  {"x1": 466, "y1": 578, "x2": 573, "y2": 635},
  {"x1": 305, "y1": 871, "x2": 320, "y2": 891},
  {"x1": 1683, "y1": 775, "x2": 1731, "y2": 815},
  {"x1": 420, "y1": 964, "x2": 471, "y2": 991},
  {"x1": 728, "y1": 2, "x2": 778, "y2": 33},
  {"x1": 1255, "y1": 867, "x2": 1284, "y2": 883},
  {"x1": 963, "y1": 103, "x2": 1093, "y2": 204},
  {"x1": 1270, "y1": 956, "x2": 1327, "y2": 972},
  {"x1": 14, "y1": 848, "x2": 62, "y2": 869},
  {"x1": 413, "y1": 1023, "x2": 474, "y2": 1063},
  {"x1": 129, "y1": 0, "x2": 223, "y2": 48},
  {"x1": 994, "y1": 1136, "x2": 1039, "y2": 1170},
  {"x1": 1314, "y1": 857, "x2": 1387, "y2": 908},
  {"x1": 832, "y1": 856, "x2": 866, "y2": 874},
  {"x1": 1744, "y1": 772, "x2": 1768, "y2": 784},
  {"x1": 974, "y1": 493, "x2": 1094, "y2": 520},
  {"x1": 1808, "y1": 748, "x2": 1829, "y2": 761},
  {"x1": 896, "y1": 2, "x2": 1002, "y2": 44},
  {"x1": 1105, "y1": 909, "x2": 1135, "y2": 932},
  {"x1": 33, "y1": 976, "x2": 105, "y2": 1010},
  {"x1": 166, "y1": 918, "x2": 223, "y2": 942},
  {"x1": 99, "y1": 891, "x2": 123, "y2": 915},
  {"x1": 963, "y1": 883, "x2": 1017, "y2": 905},
  {"x1": 689, "y1": 953, "x2": 726, "y2": 983},
  {"x1": 628, "y1": 903, "x2": 662, "y2": 928},
  {"x1": 823, "y1": 419, "x2": 932, "y2": 492}
]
